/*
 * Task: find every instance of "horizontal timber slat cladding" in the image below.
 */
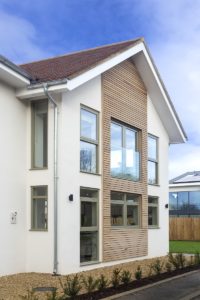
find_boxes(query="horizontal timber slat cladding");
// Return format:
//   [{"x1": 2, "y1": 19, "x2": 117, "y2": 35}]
[
  {"x1": 170, "y1": 217, "x2": 200, "y2": 241},
  {"x1": 102, "y1": 58, "x2": 148, "y2": 262}
]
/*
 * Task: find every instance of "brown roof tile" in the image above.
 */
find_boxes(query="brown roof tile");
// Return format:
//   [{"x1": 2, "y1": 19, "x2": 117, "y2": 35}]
[{"x1": 19, "y1": 39, "x2": 142, "y2": 84}]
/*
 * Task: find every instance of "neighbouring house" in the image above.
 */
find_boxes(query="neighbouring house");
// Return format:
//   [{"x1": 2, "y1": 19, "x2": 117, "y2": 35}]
[
  {"x1": 169, "y1": 172, "x2": 200, "y2": 241},
  {"x1": 0, "y1": 38, "x2": 186, "y2": 276}
]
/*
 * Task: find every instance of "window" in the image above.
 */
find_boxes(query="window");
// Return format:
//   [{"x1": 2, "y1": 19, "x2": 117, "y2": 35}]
[
  {"x1": 31, "y1": 100, "x2": 48, "y2": 168},
  {"x1": 111, "y1": 191, "x2": 140, "y2": 227},
  {"x1": 80, "y1": 188, "x2": 98, "y2": 264},
  {"x1": 148, "y1": 196, "x2": 159, "y2": 227},
  {"x1": 31, "y1": 186, "x2": 48, "y2": 230},
  {"x1": 148, "y1": 135, "x2": 158, "y2": 184},
  {"x1": 111, "y1": 121, "x2": 140, "y2": 181},
  {"x1": 169, "y1": 191, "x2": 200, "y2": 216},
  {"x1": 80, "y1": 107, "x2": 99, "y2": 173}
]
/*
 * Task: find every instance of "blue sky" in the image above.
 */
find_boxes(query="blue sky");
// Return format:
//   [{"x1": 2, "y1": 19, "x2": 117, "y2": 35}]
[{"x1": 1, "y1": 0, "x2": 200, "y2": 179}]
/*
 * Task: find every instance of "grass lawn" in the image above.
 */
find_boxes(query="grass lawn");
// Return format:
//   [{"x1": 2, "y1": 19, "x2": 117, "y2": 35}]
[{"x1": 170, "y1": 241, "x2": 200, "y2": 254}]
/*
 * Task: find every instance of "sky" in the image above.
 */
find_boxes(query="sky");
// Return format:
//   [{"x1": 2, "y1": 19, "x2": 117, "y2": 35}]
[{"x1": 0, "y1": 0, "x2": 200, "y2": 179}]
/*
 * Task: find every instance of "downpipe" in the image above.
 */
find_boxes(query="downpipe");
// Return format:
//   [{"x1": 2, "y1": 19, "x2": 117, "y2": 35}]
[{"x1": 43, "y1": 84, "x2": 58, "y2": 275}]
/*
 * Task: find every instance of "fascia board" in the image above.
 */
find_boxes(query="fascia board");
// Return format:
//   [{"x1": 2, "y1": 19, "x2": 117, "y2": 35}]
[
  {"x1": 169, "y1": 183, "x2": 200, "y2": 188},
  {"x1": 0, "y1": 62, "x2": 30, "y2": 87}
]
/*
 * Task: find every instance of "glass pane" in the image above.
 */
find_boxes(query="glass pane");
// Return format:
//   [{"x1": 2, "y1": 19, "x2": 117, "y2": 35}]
[
  {"x1": 32, "y1": 101, "x2": 48, "y2": 168},
  {"x1": 81, "y1": 202, "x2": 97, "y2": 227},
  {"x1": 80, "y1": 189, "x2": 98, "y2": 199},
  {"x1": 32, "y1": 186, "x2": 47, "y2": 197},
  {"x1": 111, "y1": 204, "x2": 123, "y2": 226},
  {"x1": 148, "y1": 197, "x2": 158, "y2": 204},
  {"x1": 127, "y1": 205, "x2": 139, "y2": 226},
  {"x1": 169, "y1": 193, "x2": 178, "y2": 211},
  {"x1": 32, "y1": 199, "x2": 47, "y2": 230},
  {"x1": 80, "y1": 232, "x2": 98, "y2": 263},
  {"x1": 148, "y1": 206, "x2": 158, "y2": 226},
  {"x1": 189, "y1": 191, "x2": 200, "y2": 214},
  {"x1": 148, "y1": 161, "x2": 157, "y2": 184},
  {"x1": 177, "y1": 192, "x2": 189, "y2": 214},
  {"x1": 80, "y1": 141, "x2": 96, "y2": 173},
  {"x1": 148, "y1": 136, "x2": 157, "y2": 160},
  {"x1": 111, "y1": 123, "x2": 123, "y2": 177},
  {"x1": 81, "y1": 108, "x2": 97, "y2": 140},
  {"x1": 111, "y1": 191, "x2": 123, "y2": 201},
  {"x1": 127, "y1": 193, "x2": 139, "y2": 204},
  {"x1": 126, "y1": 128, "x2": 136, "y2": 149}
]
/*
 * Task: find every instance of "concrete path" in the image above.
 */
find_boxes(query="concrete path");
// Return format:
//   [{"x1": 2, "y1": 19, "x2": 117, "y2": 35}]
[{"x1": 108, "y1": 270, "x2": 200, "y2": 300}]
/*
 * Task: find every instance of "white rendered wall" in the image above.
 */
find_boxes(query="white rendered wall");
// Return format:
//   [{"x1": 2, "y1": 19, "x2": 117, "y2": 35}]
[
  {"x1": 0, "y1": 81, "x2": 27, "y2": 275},
  {"x1": 58, "y1": 76, "x2": 102, "y2": 274},
  {"x1": 147, "y1": 95, "x2": 170, "y2": 258}
]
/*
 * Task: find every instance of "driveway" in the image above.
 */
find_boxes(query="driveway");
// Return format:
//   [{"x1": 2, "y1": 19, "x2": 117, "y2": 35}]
[{"x1": 111, "y1": 270, "x2": 200, "y2": 300}]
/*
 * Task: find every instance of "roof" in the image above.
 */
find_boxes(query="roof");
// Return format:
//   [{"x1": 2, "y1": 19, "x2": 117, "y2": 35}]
[
  {"x1": 0, "y1": 55, "x2": 30, "y2": 79},
  {"x1": 20, "y1": 39, "x2": 142, "y2": 83},
  {"x1": 170, "y1": 171, "x2": 200, "y2": 184}
]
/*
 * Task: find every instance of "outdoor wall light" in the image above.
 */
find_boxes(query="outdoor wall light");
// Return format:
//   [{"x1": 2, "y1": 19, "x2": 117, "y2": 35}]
[
  {"x1": 165, "y1": 204, "x2": 169, "y2": 208},
  {"x1": 69, "y1": 194, "x2": 73, "y2": 201}
]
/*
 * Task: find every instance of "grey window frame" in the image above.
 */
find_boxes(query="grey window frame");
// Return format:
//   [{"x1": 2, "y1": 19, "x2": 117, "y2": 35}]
[
  {"x1": 148, "y1": 134, "x2": 159, "y2": 185},
  {"x1": 148, "y1": 196, "x2": 159, "y2": 228},
  {"x1": 80, "y1": 187, "x2": 99, "y2": 265},
  {"x1": 111, "y1": 192, "x2": 141, "y2": 228},
  {"x1": 31, "y1": 185, "x2": 48, "y2": 231},
  {"x1": 31, "y1": 99, "x2": 48, "y2": 169},
  {"x1": 111, "y1": 120, "x2": 140, "y2": 181},
  {"x1": 80, "y1": 105, "x2": 99, "y2": 174}
]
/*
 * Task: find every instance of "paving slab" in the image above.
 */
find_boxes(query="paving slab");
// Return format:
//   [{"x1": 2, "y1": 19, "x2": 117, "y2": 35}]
[{"x1": 111, "y1": 270, "x2": 200, "y2": 300}]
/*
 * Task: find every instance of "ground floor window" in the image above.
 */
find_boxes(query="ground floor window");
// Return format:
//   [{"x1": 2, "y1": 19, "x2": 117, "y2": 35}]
[
  {"x1": 80, "y1": 188, "x2": 99, "y2": 264},
  {"x1": 148, "y1": 196, "x2": 159, "y2": 227},
  {"x1": 111, "y1": 191, "x2": 141, "y2": 227},
  {"x1": 31, "y1": 186, "x2": 48, "y2": 230}
]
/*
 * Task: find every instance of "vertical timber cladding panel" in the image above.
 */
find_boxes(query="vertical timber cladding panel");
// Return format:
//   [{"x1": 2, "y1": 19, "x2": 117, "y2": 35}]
[{"x1": 102, "y1": 59, "x2": 148, "y2": 262}]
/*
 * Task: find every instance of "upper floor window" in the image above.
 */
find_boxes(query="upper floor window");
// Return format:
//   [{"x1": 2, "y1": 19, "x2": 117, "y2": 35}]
[
  {"x1": 111, "y1": 191, "x2": 141, "y2": 227},
  {"x1": 31, "y1": 100, "x2": 48, "y2": 169},
  {"x1": 148, "y1": 134, "x2": 158, "y2": 184},
  {"x1": 80, "y1": 107, "x2": 99, "y2": 174},
  {"x1": 111, "y1": 121, "x2": 140, "y2": 181}
]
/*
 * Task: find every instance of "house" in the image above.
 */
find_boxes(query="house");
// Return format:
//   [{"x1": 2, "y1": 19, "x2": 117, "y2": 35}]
[
  {"x1": 169, "y1": 171, "x2": 200, "y2": 217},
  {"x1": 0, "y1": 39, "x2": 186, "y2": 276}
]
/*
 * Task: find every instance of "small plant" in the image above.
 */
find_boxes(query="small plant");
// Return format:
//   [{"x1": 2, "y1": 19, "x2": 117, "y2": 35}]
[
  {"x1": 111, "y1": 268, "x2": 121, "y2": 288},
  {"x1": 152, "y1": 259, "x2": 164, "y2": 275},
  {"x1": 60, "y1": 274, "x2": 81, "y2": 299},
  {"x1": 82, "y1": 275, "x2": 98, "y2": 293},
  {"x1": 97, "y1": 274, "x2": 109, "y2": 291},
  {"x1": 168, "y1": 253, "x2": 186, "y2": 270},
  {"x1": 147, "y1": 263, "x2": 153, "y2": 277},
  {"x1": 20, "y1": 290, "x2": 39, "y2": 300},
  {"x1": 194, "y1": 252, "x2": 200, "y2": 265},
  {"x1": 121, "y1": 270, "x2": 132, "y2": 285},
  {"x1": 135, "y1": 265, "x2": 142, "y2": 280},
  {"x1": 46, "y1": 290, "x2": 60, "y2": 300},
  {"x1": 165, "y1": 261, "x2": 172, "y2": 273}
]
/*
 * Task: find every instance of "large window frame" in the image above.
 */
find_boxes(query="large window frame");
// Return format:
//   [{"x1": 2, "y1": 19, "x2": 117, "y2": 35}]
[
  {"x1": 148, "y1": 196, "x2": 159, "y2": 228},
  {"x1": 111, "y1": 120, "x2": 140, "y2": 181},
  {"x1": 148, "y1": 134, "x2": 158, "y2": 185},
  {"x1": 111, "y1": 191, "x2": 141, "y2": 228},
  {"x1": 80, "y1": 106, "x2": 99, "y2": 174},
  {"x1": 31, "y1": 185, "x2": 48, "y2": 231},
  {"x1": 31, "y1": 99, "x2": 48, "y2": 169},
  {"x1": 80, "y1": 187, "x2": 99, "y2": 265}
]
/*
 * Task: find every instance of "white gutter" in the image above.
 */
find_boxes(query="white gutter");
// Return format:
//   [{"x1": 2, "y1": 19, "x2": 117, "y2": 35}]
[{"x1": 43, "y1": 84, "x2": 59, "y2": 275}]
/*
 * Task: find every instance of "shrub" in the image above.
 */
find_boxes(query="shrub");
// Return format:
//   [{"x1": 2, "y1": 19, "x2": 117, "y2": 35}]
[
  {"x1": 147, "y1": 263, "x2": 153, "y2": 277},
  {"x1": 46, "y1": 290, "x2": 60, "y2": 300},
  {"x1": 60, "y1": 274, "x2": 81, "y2": 298},
  {"x1": 135, "y1": 266, "x2": 142, "y2": 280},
  {"x1": 111, "y1": 268, "x2": 121, "y2": 288},
  {"x1": 121, "y1": 270, "x2": 132, "y2": 285},
  {"x1": 194, "y1": 252, "x2": 200, "y2": 265},
  {"x1": 152, "y1": 259, "x2": 164, "y2": 275},
  {"x1": 165, "y1": 262, "x2": 172, "y2": 273},
  {"x1": 168, "y1": 253, "x2": 186, "y2": 270},
  {"x1": 97, "y1": 274, "x2": 109, "y2": 291},
  {"x1": 82, "y1": 275, "x2": 98, "y2": 293}
]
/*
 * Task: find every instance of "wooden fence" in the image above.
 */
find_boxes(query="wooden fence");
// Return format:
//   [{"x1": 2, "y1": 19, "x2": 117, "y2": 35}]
[{"x1": 169, "y1": 217, "x2": 200, "y2": 241}]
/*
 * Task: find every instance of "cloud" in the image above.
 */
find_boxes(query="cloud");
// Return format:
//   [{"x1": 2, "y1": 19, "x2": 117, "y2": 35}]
[{"x1": 0, "y1": 9, "x2": 51, "y2": 63}]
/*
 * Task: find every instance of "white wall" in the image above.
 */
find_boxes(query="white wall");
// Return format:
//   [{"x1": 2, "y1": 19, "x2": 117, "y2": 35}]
[
  {"x1": 147, "y1": 95, "x2": 170, "y2": 258},
  {"x1": 0, "y1": 81, "x2": 27, "y2": 275},
  {"x1": 58, "y1": 76, "x2": 102, "y2": 274}
]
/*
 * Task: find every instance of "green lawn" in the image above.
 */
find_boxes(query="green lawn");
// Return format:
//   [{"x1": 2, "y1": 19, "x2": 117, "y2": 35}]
[{"x1": 170, "y1": 241, "x2": 200, "y2": 254}]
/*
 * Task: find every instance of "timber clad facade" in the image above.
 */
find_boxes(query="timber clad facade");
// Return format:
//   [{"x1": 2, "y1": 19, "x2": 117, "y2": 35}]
[{"x1": 102, "y1": 59, "x2": 148, "y2": 261}]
